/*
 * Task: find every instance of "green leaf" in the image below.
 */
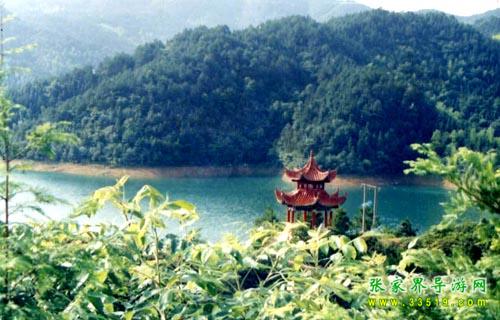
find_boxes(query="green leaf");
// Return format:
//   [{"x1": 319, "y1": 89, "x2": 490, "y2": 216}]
[
  {"x1": 341, "y1": 244, "x2": 357, "y2": 259},
  {"x1": 95, "y1": 269, "x2": 109, "y2": 284},
  {"x1": 170, "y1": 200, "x2": 196, "y2": 211},
  {"x1": 408, "y1": 237, "x2": 419, "y2": 249},
  {"x1": 352, "y1": 237, "x2": 368, "y2": 253}
]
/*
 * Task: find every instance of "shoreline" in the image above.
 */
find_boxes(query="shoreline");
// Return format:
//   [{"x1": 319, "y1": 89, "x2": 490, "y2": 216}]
[
  {"x1": 23, "y1": 161, "x2": 454, "y2": 189},
  {"x1": 25, "y1": 161, "x2": 281, "y2": 179}
]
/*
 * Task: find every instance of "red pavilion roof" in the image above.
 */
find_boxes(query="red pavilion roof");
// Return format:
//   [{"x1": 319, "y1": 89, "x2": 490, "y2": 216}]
[
  {"x1": 284, "y1": 151, "x2": 336, "y2": 183},
  {"x1": 275, "y1": 188, "x2": 347, "y2": 208}
]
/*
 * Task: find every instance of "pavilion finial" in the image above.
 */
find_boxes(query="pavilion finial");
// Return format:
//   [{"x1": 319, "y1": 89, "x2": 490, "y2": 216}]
[{"x1": 309, "y1": 149, "x2": 314, "y2": 159}]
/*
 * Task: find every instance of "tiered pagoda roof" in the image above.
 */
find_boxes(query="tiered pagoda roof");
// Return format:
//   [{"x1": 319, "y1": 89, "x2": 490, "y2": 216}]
[
  {"x1": 275, "y1": 151, "x2": 346, "y2": 209},
  {"x1": 275, "y1": 188, "x2": 346, "y2": 208},
  {"x1": 284, "y1": 151, "x2": 337, "y2": 182}
]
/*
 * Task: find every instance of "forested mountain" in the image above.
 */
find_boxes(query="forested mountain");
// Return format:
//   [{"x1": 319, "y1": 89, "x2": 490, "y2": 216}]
[
  {"x1": 12, "y1": 10, "x2": 500, "y2": 173},
  {"x1": 4, "y1": 14, "x2": 133, "y2": 85},
  {"x1": 473, "y1": 16, "x2": 500, "y2": 38},
  {"x1": 4, "y1": 0, "x2": 369, "y2": 84},
  {"x1": 276, "y1": 12, "x2": 500, "y2": 172},
  {"x1": 4, "y1": 1, "x2": 499, "y2": 85},
  {"x1": 458, "y1": 8, "x2": 500, "y2": 39},
  {"x1": 416, "y1": 8, "x2": 500, "y2": 38},
  {"x1": 456, "y1": 8, "x2": 500, "y2": 24}
]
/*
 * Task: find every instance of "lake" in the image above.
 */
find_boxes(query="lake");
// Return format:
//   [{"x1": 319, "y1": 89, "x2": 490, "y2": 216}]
[{"x1": 11, "y1": 171, "x2": 450, "y2": 241}]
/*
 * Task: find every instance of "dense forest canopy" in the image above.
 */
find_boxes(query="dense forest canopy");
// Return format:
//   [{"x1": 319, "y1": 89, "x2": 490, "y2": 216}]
[{"x1": 11, "y1": 10, "x2": 500, "y2": 173}]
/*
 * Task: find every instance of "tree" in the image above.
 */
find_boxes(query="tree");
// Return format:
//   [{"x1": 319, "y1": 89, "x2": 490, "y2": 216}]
[
  {"x1": 395, "y1": 218, "x2": 417, "y2": 237},
  {"x1": 254, "y1": 207, "x2": 279, "y2": 226},
  {"x1": 330, "y1": 208, "x2": 350, "y2": 235},
  {"x1": 0, "y1": 84, "x2": 78, "y2": 302},
  {"x1": 405, "y1": 143, "x2": 499, "y2": 227},
  {"x1": 0, "y1": 13, "x2": 79, "y2": 299},
  {"x1": 352, "y1": 206, "x2": 379, "y2": 233}
]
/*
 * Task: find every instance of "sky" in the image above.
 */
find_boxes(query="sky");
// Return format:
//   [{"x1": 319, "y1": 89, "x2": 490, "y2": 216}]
[
  {"x1": 356, "y1": 0, "x2": 499, "y2": 16},
  {"x1": 3, "y1": 1, "x2": 500, "y2": 17}
]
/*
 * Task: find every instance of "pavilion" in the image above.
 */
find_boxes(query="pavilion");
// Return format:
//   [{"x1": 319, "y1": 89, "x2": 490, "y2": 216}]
[{"x1": 275, "y1": 151, "x2": 347, "y2": 228}]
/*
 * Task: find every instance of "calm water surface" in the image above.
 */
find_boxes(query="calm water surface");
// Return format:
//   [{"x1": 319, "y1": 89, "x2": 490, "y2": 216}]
[{"x1": 12, "y1": 172, "x2": 450, "y2": 242}]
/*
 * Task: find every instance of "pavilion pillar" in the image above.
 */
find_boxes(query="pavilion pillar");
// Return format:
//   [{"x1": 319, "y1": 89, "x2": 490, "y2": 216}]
[
  {"x1": 303, "y1": 211, "x2": 307, "y2": 223},
  {"x1": 329, "y1": 211, "x2": 333, "y2": 227},
  {"x1": 291, "y1": 209, "x2": 295, "y2": 223},
  {"x1": 324, "y1": 210, "x2": 328, "y2": 227},
  {"x1": 287, "y1": 208, "x2": 290, "y2": 222}
]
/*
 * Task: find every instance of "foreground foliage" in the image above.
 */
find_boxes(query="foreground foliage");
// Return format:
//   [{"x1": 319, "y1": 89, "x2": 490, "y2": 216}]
[
  {"x1": 0, "y1": 65, "x2": 78, "y2": 308},
  {"x1": 405, "y1": 143, "x2": 499, "y2": 227},
  {"x1": 0, "y1": 195, "x2": 497, "y2": 319},
  {"x1": 1, "y1": 147, "x2": 498, "y2": 319}
]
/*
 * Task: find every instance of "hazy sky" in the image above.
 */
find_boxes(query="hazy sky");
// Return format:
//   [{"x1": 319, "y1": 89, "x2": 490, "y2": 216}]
[
  {"x1": 357, "y1": 0, "x2": 499, "y2": 16},
  {"x1": 3, "y1": 1, "x2": 500, "y2": 17}
]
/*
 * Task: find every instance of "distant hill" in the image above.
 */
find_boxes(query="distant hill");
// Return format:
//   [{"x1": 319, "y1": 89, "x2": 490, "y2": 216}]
[
  {"x1": 12, "y1": 10, "x2": 500, "y2": 173},
  {"x1": 416, "y1": 8, "x2": 500, "y2": 39},
  {"x1": 5, "y1": 2, "x2": 500, "y2": 85},
  {"x1": 3, "y1": 0, "x2": 370, "y2": 85},
  {"x1": 4, "y1": 14, "x2": 133, "y2": 85},
  {"x1": 473, "y1": 16, "x2": 500, "y2": 38},
  {"x1": 453, "y1": 8, "x2": 500, "y2": 39},
  {"x1": 456, "y1": 8, "x2": 500, "y2": 24}
]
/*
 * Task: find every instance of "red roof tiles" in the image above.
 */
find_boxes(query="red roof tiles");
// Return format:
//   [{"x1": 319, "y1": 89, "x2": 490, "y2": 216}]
[
  {"x1": 275, "y1": 188, "x2": 346, "y2": 208},
  {"x1": 284, "y1": 150, "x2": 336, "y2": 182},
  {"x1": 276, "y1": 150, "x2": 347, "y2": 209}
]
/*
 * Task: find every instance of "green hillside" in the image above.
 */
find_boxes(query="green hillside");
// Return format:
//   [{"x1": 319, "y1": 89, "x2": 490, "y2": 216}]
[{"x1": 11, "y1": 10, "x2": 500, "y2": 173}]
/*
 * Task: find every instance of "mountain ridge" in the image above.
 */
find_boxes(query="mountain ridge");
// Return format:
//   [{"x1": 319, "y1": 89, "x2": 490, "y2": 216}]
[
  {"x1": 3, "y1": 0, "x2": 370, "y2": 84},
  {"x1": 4, "y1": 2, "x2": 499, "y2": 84}
]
